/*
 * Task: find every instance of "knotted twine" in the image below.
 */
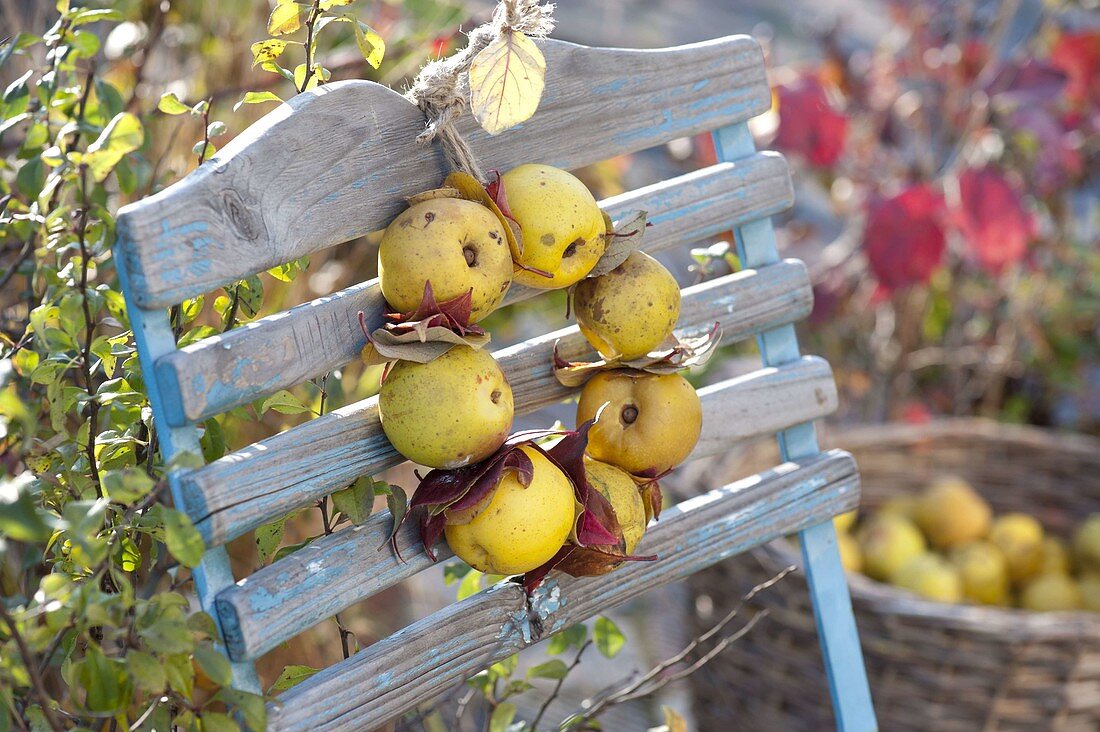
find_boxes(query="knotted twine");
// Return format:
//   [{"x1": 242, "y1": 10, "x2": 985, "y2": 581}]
[{"x1": 404, "y1": 0, "x2": 555, "y2": 182}]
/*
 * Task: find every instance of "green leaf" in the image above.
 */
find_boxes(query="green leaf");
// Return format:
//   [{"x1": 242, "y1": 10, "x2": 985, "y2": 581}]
[
  {"x1": 456, "y1": 568, "x2": 482, "y2": 600},
  {"x1": 250, "y1": 39, "x2": 288, "y2": 68},
  {"x1": 547, "y1": 623, "x2": 587, "y2": 655},
  {"x1": 272, "y1": 537, "x2": 312, "y2": 563},
  {"x1": 161, "y1": 507, "x2": 204, "y2": 568},
  {"x1": 200, "y1": 418, "x2": 226, "y2": 462},
  {"x1": 384, "y1": 483, "x2": 407, "y2": 550},
  {"x1": 101, "y1": 467, "x2": 155, "y2": 503},
  {"x1": 255, "y1": 515, "x2": 287, "y2": 563},
  {"x1": 331, "y1": 477, "x2": 374, "y2": 525},
  {"x1": 162, "y1": 653, "x2": 194, "y2": 696},
  {"x1": 268, "y1": 0, "x2": 302, "y2": 36},
  {"x1": 200, "y1": 713, "x2": 240, "y2": 732},
  {"x1": 126, "y1": 651, "x2": 166, "y2": 693},
  {"x1": 488, "y1": 702, "x2": 516, "y2": 732},
  {"x1": 69, "y1": 7, "x2": 123, "y2": 25},
  {"x1": 75, "y1": 644, "x2": 131, "y2": 713},
  {"x1": 233, "y1": 91, "x2": 283, "y2": 112},
  {"x1": 157, "y1": 92, "x2": 190, "y2": 115},
  {"x1": 526, "y1": 659, "x2": 568, "y2": 681},
  {"x1": 138, "y1": 604, "x2": 194, "y2": 654},
  {"x1": 216, "y1": 689, "x2": 266, "y2": 731},
  {"x1": 84, "y1": 112, "x2": 143, "y2": 182},
  {"x1": 593, "y1": 616, "x2": 625, "y2": 658},
  {"x1": 193, "y1": 645, "x2": 232, "y2": 687},
  {"x1": 207, "y1": 121, "x2": 227, "y2": 137},
  {"x1": 260, "y1": 390, "x2": 310, "y2": 415},
  {"x1": 0, "y1": 472, "x2": 53, "y2": 542},
  {"x1": 443, "y1": 561, "x2": 473, "y2": 586},
  {"x1": 270, "y1": 664, "x2": 319, "y2": 692}
]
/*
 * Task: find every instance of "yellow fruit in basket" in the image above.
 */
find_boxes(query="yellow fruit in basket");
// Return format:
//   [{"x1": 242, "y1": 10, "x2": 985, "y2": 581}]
[
  {"x1": 1080, "y1": 574, "x2": 1100, "y2": 612},
  {"x1": 989, "y1": 513, "x2": 1045, "y2": 583},
  {"x1": 857, "y1": 513, "x2": 927, "y2": 582},
  {"x1": 584, "y1": 457, "x2": 647, "y2": 554},
  {"x1": 573, "y1": 251, "x2": 681, "y2": 360},
  {"x1": 834, "y1": 510, "x2": 857, "y2": 534},
  {"x1": 879, "y1": 495, "x2": 918, "y2": 519},
  {"x1": 836, "y1": 531, "x2": 863, "y2": 574},
  {"x1": 378, "y1": 198, "x2": 513, "y2": 321},
  {"x1": 501, "y1": 164, "x2": 607, "y2": 289},
  {"x1": 444, "y1": 446, "x2": 574, "y2": 574},
  {"x1": 1020, "y1": 573, "x2": 1083, "y2": 612},
  {"x1": 1073, "y1": 514, "x2": 1100, "y2": 571},
  {"x1": 892, "y1": 553, "x2": 963, "y2": 603},
  {"x1": 913, "y1": 477, "x2": 992, "y2": 548},
  {"x1": 1038, "y1": 536, "x2": 1072, "y2": 576},
  {"x1": 379, "y1": 346, "x2": 513, "y2": 469},
  {"x1": 576, "y1": 370, "x2": 702, "y2": 476},
  {"x1": 950, "y1": 540, "x2": 1010, "y2": 605}
]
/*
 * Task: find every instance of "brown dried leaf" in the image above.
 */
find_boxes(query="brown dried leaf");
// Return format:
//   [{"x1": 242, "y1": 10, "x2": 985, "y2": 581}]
[
  {"x1": 550, "y1": 324, "x2": 722, "y2": 386},
  {"x1": 445, "y1": 171, "x2": 524, "y2": 258},
  {"x1": 586, "y1": 210, "x2": 648, "y2": 279},
  {"x1": 363, "y1": 327, "x2": 490, "y2": 365}
]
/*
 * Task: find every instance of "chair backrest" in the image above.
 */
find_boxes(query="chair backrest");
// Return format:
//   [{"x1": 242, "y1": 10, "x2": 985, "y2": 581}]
[{"x1": 115, "y1": 34, "x2": 874, "y2": 731}]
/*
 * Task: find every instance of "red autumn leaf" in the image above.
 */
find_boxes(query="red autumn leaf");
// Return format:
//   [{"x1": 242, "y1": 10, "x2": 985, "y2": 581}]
[
  {"x1": 954, "y1": 167, "x2": 1031, "y2": 275},
  {"x1": 385, "y1": 281, "x2": 485, "y2": 337},
  {"x1": 1051, "y1": 31, "x2": 1100, "y2": 107},
  {"x1": 542, "y1": 421, "x2": 621, "y2": 547},
  {"x1": 864, "y1": 184, "x2": 946, "y2": 291},
  {"x1": 773, "y1": 76, "x2": 848, "y2": 168}
]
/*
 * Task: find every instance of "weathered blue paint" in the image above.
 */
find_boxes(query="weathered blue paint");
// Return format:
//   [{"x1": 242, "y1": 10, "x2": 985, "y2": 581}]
[
  {"x1": 114, "y1": 226, "x2": 262, "y2": 695},
  {"x1": 713, "y1": 121, "x2": 877, "y2": 730}
]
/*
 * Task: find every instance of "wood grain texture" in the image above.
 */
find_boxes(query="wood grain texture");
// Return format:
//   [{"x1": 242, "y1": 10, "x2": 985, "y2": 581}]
[
  {"x1": 266, "y1": 450, "x2": 860, "y2": 731},
  {"x1": 154, "y1": 154, "x2": 792, "y2": 426},
  {"x1": 181, "y1": 260, "x2": 813, "y2": 546},
  {"x1": 115, "y1": 35, "x2": 769, "y2": 309},
  {"x1": 215, "y1": 355, "x2": 836, "y2": 661}
]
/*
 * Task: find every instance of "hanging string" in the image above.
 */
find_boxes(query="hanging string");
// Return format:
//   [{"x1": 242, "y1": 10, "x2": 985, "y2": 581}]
[{"x1": 405, "y1": 0, "x2": 555, "y2": 181}]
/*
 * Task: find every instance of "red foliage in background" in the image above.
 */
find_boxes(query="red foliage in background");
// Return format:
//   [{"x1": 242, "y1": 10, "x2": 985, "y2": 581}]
[
  {"x1": 1051, "y1": 30, "x2": 1100, "y2": 107},
  {"x1": 954, "y1": 168, "x2": 1031, "y2": 275},
  {"x1": 864, "y1": 185, "x2": 946, "y2": 291},
  {"x1": 773, "y1": 76, "x2": 848, "y2": 168}
]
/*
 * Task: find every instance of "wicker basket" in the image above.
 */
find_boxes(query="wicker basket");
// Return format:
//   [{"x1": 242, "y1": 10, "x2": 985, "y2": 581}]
[{"x1": 689, "y1": 419, "x2": 1100, "y2": 731}]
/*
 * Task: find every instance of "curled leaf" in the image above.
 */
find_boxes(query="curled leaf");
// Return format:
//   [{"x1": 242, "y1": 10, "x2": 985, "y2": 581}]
[
  {"x1": 362, "y1": 283, "x2": 489, "y2": 365},
  {"x1": 405, "y1": 187, "x2": 462, "y2": 206},
  {"x1": 445, "y1": 171, "x2": 523, "y2": 258},
  {"x1": 468, "y1": 30, "x2": 546, "y2": 135},
  {"x1": 586, "y1": 210, "x2": 649, "y2": 279},
  {"x1": 551, "y1": 323, "x2": 722, "y2": 388}
]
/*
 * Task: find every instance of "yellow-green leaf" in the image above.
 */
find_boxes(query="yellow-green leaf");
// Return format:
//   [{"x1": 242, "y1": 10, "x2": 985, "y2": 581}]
[
  {"x1": 468, "y1": 30, "x2": 545, "y2": 135},
  {"x1": 270, "y1": 664, "x2": 319, "y2": 692},
  {"x1": 320, "y1": 0, "x2": 354, "y2": 8},
  {"x1": 251, "y1": 39, "x2": 288, "y2": 67},
  {"x1": 233, "y1": 91, "x2": 283, "y2": 112},
  {"x1": 351, "y1": 20, "x2": 384, "y2": 69},
  {"x1": 161, "y1": 507, "x2": 204, "y2": 568},
  {"x1": 84, "y1": 112, "x2": 144, "y2": 182},
  {"x1": 268, "y1": 0, "x2": 301, "y2": 36},
  {"x1": 157, "y1": 92, "x2": 190, "y2": 115}
]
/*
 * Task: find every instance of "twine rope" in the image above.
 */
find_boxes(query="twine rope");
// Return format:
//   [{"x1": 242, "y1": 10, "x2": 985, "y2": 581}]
[{"x1": 405, "y1": 0, "x2": 555, "y2": 181}]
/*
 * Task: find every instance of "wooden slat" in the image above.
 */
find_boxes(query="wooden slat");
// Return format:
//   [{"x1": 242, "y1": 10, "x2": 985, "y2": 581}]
[
  {"x1": 180, "y1": 261, "x2": 813, "y2": 546},
  {"x1": 154, "y1": 154, "x2": 792, "y2": 426},
  {"x1": 216, "y1": 355, "x2": 837, "y2": 661},
  {"x1": 115, "y1": 35, "x2": 768, "y2": 309},
  {"x1": 265, "y1": 450, "x2": 860, "y2": 731}
]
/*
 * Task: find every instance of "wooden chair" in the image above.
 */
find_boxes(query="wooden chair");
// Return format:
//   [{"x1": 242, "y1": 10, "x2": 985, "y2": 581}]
[{"x1": 115, "y1": 34, "x2": 877, "y2": 731}]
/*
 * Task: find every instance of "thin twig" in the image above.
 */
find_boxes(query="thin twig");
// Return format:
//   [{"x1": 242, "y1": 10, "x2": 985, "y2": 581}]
[
  {"x1": 0, "y1": 604, "x2": 65, "y2": 732},
  {"x1": 530, "y1": 640, "x2": 591, "y2": 730},
  {"x1": 0, "y1": 237, "x2": 32, "y2": 292}
]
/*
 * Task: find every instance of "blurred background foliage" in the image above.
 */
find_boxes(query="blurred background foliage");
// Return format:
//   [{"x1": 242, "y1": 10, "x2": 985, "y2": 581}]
[{"x1": 0, "y1": 0, "x2": 1096, "y2": 729}]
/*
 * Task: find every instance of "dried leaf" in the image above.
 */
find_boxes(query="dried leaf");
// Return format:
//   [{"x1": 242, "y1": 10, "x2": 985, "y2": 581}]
[
  {"x1": 384, "y1": 484, "x2": 408, "y2": 553},
  {"x1": 541, "y1": 422, "x2": 620, "y2": 547},
  {"x1": 550, "y1": 324, "x2": 721, "y2": 387},
  {"x1": 445, "y1": 171, "x2": 523, "y2": 258},
  {"x1": 468, "y1": 30, "x2": 546, "y2": 135},
  {"x1": 586, "y1": 210, "x2": 648, "y2": 279},
  {"x1": 405, "y1": 186, "x2": 462, "y2": 205},
  {"x1": 363, "y1": 327, "x2": 490, "y2": 365}
]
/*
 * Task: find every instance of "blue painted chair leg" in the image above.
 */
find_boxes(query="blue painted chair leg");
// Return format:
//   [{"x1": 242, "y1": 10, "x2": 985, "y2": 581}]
[
  {"x1": 116, "y1": 252, "x2": 262, "y2": 695},
  {"x1": 713, "y1": 122, "x2": 877, "y2": 730}
]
